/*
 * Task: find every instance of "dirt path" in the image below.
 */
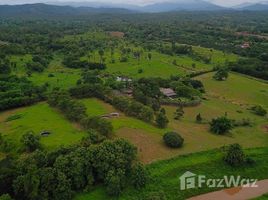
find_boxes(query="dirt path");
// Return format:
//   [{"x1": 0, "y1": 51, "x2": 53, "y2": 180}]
[{"x1": 188, "y1": 180, "x2": 268, "y2": 200}]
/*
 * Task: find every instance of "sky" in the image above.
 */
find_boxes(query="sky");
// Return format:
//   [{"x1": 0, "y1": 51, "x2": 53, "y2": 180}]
[{"x1": 0, "y1": 0, "x2": 266, "y2": 7}]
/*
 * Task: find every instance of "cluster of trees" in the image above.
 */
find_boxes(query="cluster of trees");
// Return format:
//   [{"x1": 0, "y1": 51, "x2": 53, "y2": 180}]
[
  {"x1": 26, "y1": 55, "x2": 50, "y2": 73},
  {"x1": 0, "y1": 58, "x2": 11, "y2": 74},
  {"x1": 133, "y1": 77, "x2": 203, "y2": 109},
  {"x1": 48, "y1": 90, "x2": 113, "y2": 136},
  {"x1": 229, "y1": 58, "x2": 268, "y2": 80},
  {"x1": 112, "y1": 97, "x2": 154, "y2": 123},
  {"x1": 62, "y1": 55, "x2": 106, "y2": 70},
  {"x1": 160, "y1": 44, "x2": 192, "y2": 56},
  {"x1": 0, "y1": 138, "x2": 148, "y2": 199},
  {"x1": 0, "y1": 75, "x2": 46, "y2": 111}
]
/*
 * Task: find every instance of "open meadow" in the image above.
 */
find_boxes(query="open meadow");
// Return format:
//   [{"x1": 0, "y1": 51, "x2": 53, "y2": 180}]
[{"x1": 0, "y1": 103, "x2": 87, "y2": 152}]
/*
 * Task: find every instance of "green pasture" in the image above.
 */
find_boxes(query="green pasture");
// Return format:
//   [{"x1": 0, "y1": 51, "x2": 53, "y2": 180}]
[
  {"x1": 0, "y1": 103, "x2": 87, "y2": 151},
  {"x1": 10, "y1": 54, "x2": 81, "y2": 90},
  {"x1": 196, "y1": 72, "x2": 268, "y2": 109}
]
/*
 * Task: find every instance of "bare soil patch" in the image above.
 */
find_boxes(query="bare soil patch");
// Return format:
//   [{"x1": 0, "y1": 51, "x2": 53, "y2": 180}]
[
  {"x1": 262, "y1": 125, "x2": 268, "y2": 133},
  {"x1": 109, "y1": 31, "x2": 125, "y2": 38},
  {"x1": 188, "y1": 179, "x2": 268, "y2": 200},
  {"x1": 117, "y1": 127, "x2": 181, "y2": 164}
]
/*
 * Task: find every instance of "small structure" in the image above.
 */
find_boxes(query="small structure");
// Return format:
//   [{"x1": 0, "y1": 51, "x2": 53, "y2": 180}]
[
  {"x1": 40, "y1": 131, "x2": 51, "y2": 137},
  {"x1": 121, "y1": 89, "x2": 133, "y2": 97},
  {"x1": 101, "y1": 113, "x2": 120, "y2": 119},
  {"x1": 160, "y1": 88, "x2": 177, "y2": 98},
  {"x1": 116, "y1": 76, "x2": 132, "y2": 82},
  {"x1": 241, "y1": 42, "x2": 250, "y2": 49}
]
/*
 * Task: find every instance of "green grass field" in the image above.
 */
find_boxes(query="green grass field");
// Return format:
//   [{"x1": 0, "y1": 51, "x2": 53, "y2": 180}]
[
  {"x1": 0, "y1": 103, "x2": 87, "y2": 151},
  {"x1": 197, "y1": 72, "x2": 268, "y2": 109},
  {"x1": 10, "y1": 54, "x2": 81, "y2": 90},
  {"x1": 79, "y1": 41, "x2": 238, "y2": 78},
  {"x1": 75, "y1": 147, "x2": 268, "y2": 200}
]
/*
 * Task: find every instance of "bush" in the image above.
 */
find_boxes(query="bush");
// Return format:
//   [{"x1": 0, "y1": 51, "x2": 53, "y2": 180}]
[
  {"x1": 251, "y1": 105, "x2": 267, "y2": 116},
  {"x1": 224, "y1": 144, "x2": 245, "y2": 167},
  {"x1": 210, "y1": 116, "x2": 233, "y2": 134},
  {"x1": 196, "y1": 113, "x2": 202, "y2": 123},
  {"x1": 163, "y1": 132, "x2": 184, "y2": 148}
]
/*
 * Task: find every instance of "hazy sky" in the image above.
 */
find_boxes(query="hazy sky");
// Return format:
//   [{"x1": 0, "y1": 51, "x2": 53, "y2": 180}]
[{"x1": 0, "y1": 0, "x2": 266, "y2": 7}]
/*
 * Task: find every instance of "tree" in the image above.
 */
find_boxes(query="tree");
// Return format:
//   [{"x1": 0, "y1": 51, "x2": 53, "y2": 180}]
[
  {"x1": 131, "y1": 163, "x2": 148, "y2": 189},
  {"x1": 174, "y1": 107, "x2": 184, "y2": 120},
  {"x1": 163, "y1": 132, "x2": 184, "y2": 148},
  {"x1": 156, "y1": 112, "x2": 169, "y2": 128},
  {"x1": 213, "y1": 68, "x2": 229, "y2": 81},
  {"x1": 105, "y1": 169, "x2": 126, "y2": 196},
  {"x1": 20, "y1": 133, "x2": 40, "y2": 152},
  {"x1": 13, "y1": 167, "x2": 40, "y2": 200},
  {"x1": 148, "y1": 53, "x2": 152, "y2": 60},
  {"x1": 98, "y1": 49, "x2": 104, "y2": 63},
  {"x1": 196, "y1": 113, "x2": 202, "y2": 123},
  {"x1": 0, "y1": 59, "x2": 11, "y2": 74},
  {"x1": 210, "y1": 116, "x2": 233, "y2": 135},
  {"x1": 224, "y1": 144, "x2": 245, "y2": 167}
]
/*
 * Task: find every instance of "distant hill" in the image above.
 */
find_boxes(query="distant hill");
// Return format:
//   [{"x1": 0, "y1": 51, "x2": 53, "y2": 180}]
[
  {"x1": 140, "y1": 0, "x2": 225, "y2": 12},
  {"x1": 234, "y1": 2, "x2": 268, "y2": 10},
  {"x1": 241, "y1": 3, "x2": 268, "y2": 11},
  {"x1": 49, "y1": 0, "x2": 226, "y2": 12},
  {"x1": 0, "y1": 3, "x2": 133, "y2": 18}
]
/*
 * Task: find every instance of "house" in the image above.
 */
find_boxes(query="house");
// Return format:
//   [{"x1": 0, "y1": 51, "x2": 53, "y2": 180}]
[
  {"x1": 160, "y1": 88, "x2": 177, "y2": 98},
  {"x1": 241, "y1": 42, "x2": 250, "y2": 49},
  {"x1": 121, "y1": 89, "x2": 133, "y2": 97},
  {"x1": 101, "y1": 113, "x2": 120, "y2": 119},
  {"x1": 116, "y1": 76, "x2": 132, "y2": 82}
]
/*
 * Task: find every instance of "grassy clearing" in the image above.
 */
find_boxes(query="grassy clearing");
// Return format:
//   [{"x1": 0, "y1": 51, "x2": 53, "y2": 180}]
[
  {"x1": 80, "y1": 43, "x2": 237, "y2": 79},
  {"x1": 196, "y1": 72, "x2": 268, "y2": 109},
  {"x1": 192, "y1": 46, "x2": 238, "y2": 65},
  {"x1": 75, "y1": 147, "x2": 268, "y2": 200},
  {"x1": 0, "y1": 103, "x2": 87, "y2": 151},
  {"x1": 10, "y1": 54, "x2": 81, "y2": 90}
]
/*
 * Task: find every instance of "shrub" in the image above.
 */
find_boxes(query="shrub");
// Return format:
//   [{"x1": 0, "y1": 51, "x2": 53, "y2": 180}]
[
  {"x1": 251, "y1": 105, "x2": 267, "y2": 116},
  {"x1": 224, "y1": 144, "x2": 245, "y2": 167},
  {"x1": 163, "y1": 132, "x2": 184, "y2": 148},
  {"x1": 196, "y1": 113, "x2": 202, "y2": 123},
  {"x1": 210, "y1": 116, "x2": 233, "y2": 134}
]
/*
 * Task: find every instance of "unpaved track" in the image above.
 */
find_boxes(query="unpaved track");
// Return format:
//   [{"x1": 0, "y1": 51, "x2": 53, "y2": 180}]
[{"x1": 188, "y1": 180, "x2": 268, "y2": 200}]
